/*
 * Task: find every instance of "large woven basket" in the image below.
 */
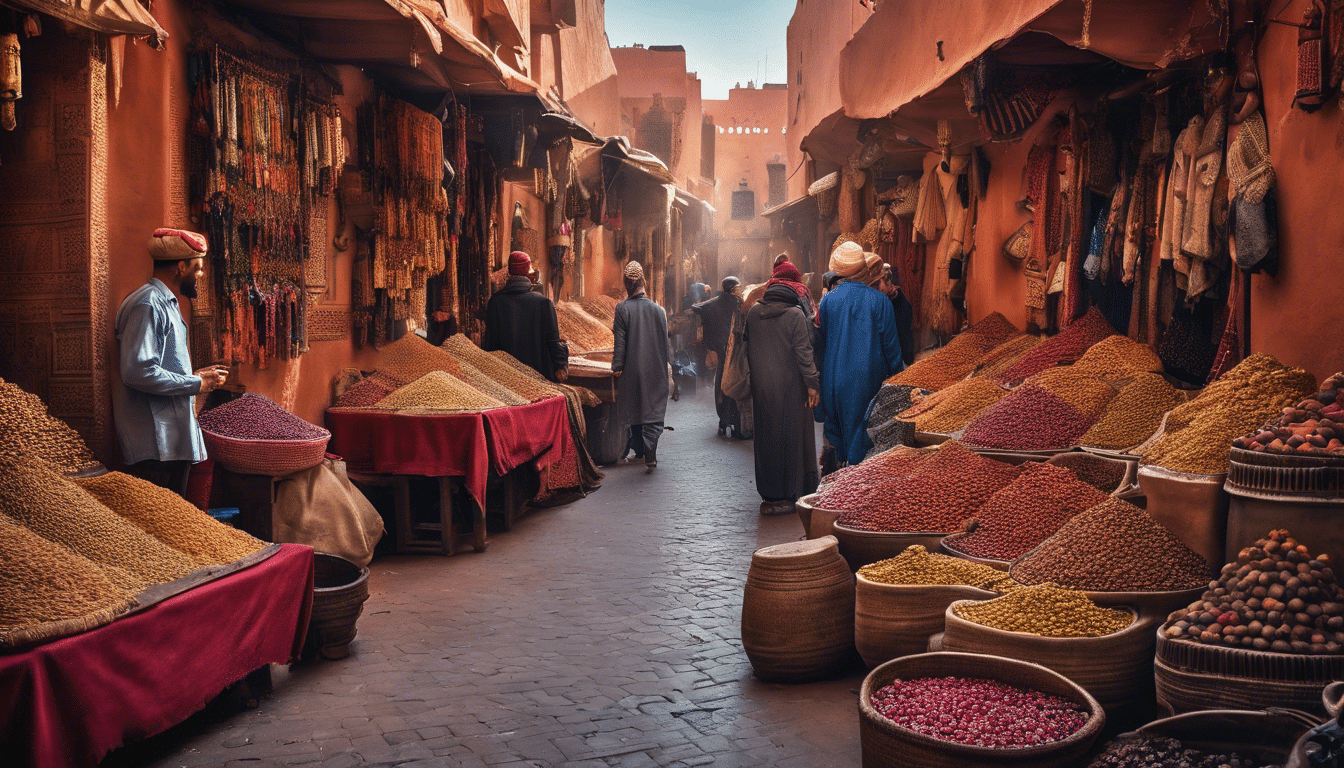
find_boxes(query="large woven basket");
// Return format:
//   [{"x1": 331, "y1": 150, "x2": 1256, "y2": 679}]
[
  {"x1": 853, "y1": 578, "x2": 1001, "y2": 667},
  {"x1": 832, "y1": 522, "x2": 952, "y2": 572},
  {"x1": 1133, "y1": 708, "x2": 1320, "y2": 763},
  {"x1": 859, "y1": 652, "x2": 1104, "y2": 768},
  {"x1": 202, "y1": 429, "x2": 330, "y2": 477},
  {"x1": 1154, "y1": 630, "x2": 1344, "y2": 717}
]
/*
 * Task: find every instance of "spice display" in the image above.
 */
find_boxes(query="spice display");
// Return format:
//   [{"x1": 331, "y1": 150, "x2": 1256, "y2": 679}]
[
  {"x1": 858, "y1": 545, "x2": 1019, "y2": 591},
  {"x1": 1069, "y1": 335, "x2": 1164, "y2": 378},
  {"x1": 556, "y1": 302, "x2": 615, "y2": 353},
  {"x1": 0, "y1": 381, "x2": 98, "y2": 472},
  {"x1": 1162, "y1": 530, "x2": 1344, "y2": 655},
  {"x1": 1046, "y1": 452, "x2": 1129, "y2": 494},
  {"x1": 954, "y1": 584, "x2": 1133, "y2": 638},
  {"x1": 576, "y1": 295, "x2": 619, "y2": 325},
  {"x1": 332, "y1": 377, "x2": 393, "y2": 409},
  {"x1": 948, "y1": 463, "x2": 1109, "y2": 561},
  {"x1": 1145, "y1": 354, "x2": 1315, "y2": 474},
  {"x1": 1081, "y1": 373, "x2": 1183, "y2": 450},
  {"x1": 888, "y1": 313, "x2": 1020, "y2": 391},
  {"x1": 870, "y1": 676, "x2": 1090, "y2": 747},
  {"x1": 1027, "y1": 367, "x2": 1119, "y2": 420},
  {"x1": 996, "y1": 307, "x2": 1117, "y2": 382},
  {"x1": 0, "y1": 458, "x2": 198, "y2": 592},
  {"x1": 1089, "y1": 735, "x2": 1281, "y2": 768},
  {"x1": 375, "y1": 329, "x2": 462, "y2": 386},
  {"x1": 490, "y1": 350, "x2": 601, "y2": 407},
  {"x1": 199, "y1": 394, "x2": 328, "y2": 441},
  {"x1": 868, "y1": 384, "x2": 920, "y2": 428},
  {"x1": 972, "y1": 334, "x2": 1043, "y2": 380},
  {"x1": 962, "y1": 384, "x2": 1092, "y2": 451},
  {"x1": 1233, "y1": 372, "x2": 1344, "y2": 454},
  {"x1": 898, "y1": 377, "x2": 1006, "y2": 433},
  {"x1": 832, "y1": 441, "x2": 1022, "y2": 533},
  {"x1": 1013, "y1": 498, "x2": 1210, "y2": 592},
  {"x1": 817, "y1": 445, "x2": 931, "y2": 493},
  {"x1": 75, "y1": 473, "x2": 267, "y2": 566},
  {"x1": 442, "y1": 334, "x2": 560, "y2": 402},
  {"x1": 375, "y1": 371, "x2": 506, "y2": 412},
  {"x1": 0, "y1": 514, "x2": 135, "y2": 646},
  {"x1": 451, "y1": 360, "x2": 528, "y2": 406}
]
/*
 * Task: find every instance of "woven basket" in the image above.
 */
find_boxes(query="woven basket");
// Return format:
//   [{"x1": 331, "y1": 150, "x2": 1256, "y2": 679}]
[
  {"x1": 810, "y1": 172, "x2": 840, "y2": 218},
  {"x1": 853, "y1": 578, "x2": 1001, "y2": 667},
  {"x1": 795, "y1": 493, "x2": 842, "y2": 540},
  {"x1": 1134, "y1": 708, "x2": 1320, "y2": 763},
  {"x1": 942, "y1": 602, "x2": 1156, "y2": 717},
  {"x1": 1227, "y1": 446, "x2": 1344, "y2": 497},
  {"x1": 832, "y1": 522, "x2": 952, "y2": 572},
  {"x1": 202, "y1": 429, "x2": 330, "y2": 477},
  {"x1": 1154, "y1": 630, "x2": 1344, "y2": 717},
  {"x1": 859, "y1": 652, "x2": 1104, "y2": 768}
]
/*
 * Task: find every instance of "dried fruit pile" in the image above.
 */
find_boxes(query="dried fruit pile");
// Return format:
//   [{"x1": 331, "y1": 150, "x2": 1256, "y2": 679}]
[
  {"x1": 1081, "y1": 373, "x2": 1183, "y2": 450},
  {"x1": 1163, "y1": 530, "x2": 1344, "y2": 655},
  {"x1": 888, "y1": 313, "x2": 1019, "y2": 391},
  {"x1": 1027, "y1": 368, "x2": 1119, "y2": 421},
  {"x1": 1089, "y1": 735, "x2": 1281, "y2": 768},
  {"x1": 996, "y1": 307, "x2": 1116, "y2": 382},
  {"x1": 451, "y1": 360, "x2": 528, "y2": 406},
  {"x1": 946, "y1": 463, "x2": 1109, "y2": 561},
  {"x1": 0, "y1": 380, "x2": 98, "y2": 472},
  {"x1": 76, "y1": 473, "x2": 266, "y2": 566},
  {"x1": 199, "y1": 394, "x2": 328, "y2": 441},
  {"x1": 332, "y1": 377, "x2": 393, "y2": 408},
  {"x1": 375, "y1": 333, "x2": 461, "y2": 385},
  {"x1": 870, "y1": 676, "x2": 1090, "y2": 747},
  {"x1": 1013, "y1": 498, "x2": 1211, "y2": 592},
  {"x1": 832, "y1": 441, "x2": 1022, "y2": 533},
  {"x1": 1233, "y1": 372, "x2": 1344, "y2": 455},
  {"x1": 1045, "y1": 452, "x2": 1129, "y2": 494},
  {"x1": 375, "y1": 371, "x2": 506, "y2": 412},
  {"x1": 1144, "y1": 354, "x2": 1316, "y2": 474},
  {"x1": 858, "y1": 545, "x2": 1019, "y2": 591},
  {"x1": 1069, "y1": 335, "x2": 1164, "y2": 378},
  {"x1": 972, "y1": 334, "x2": 1044, "y2": 380},
  {"x1": 954, "y1": 584, "x2": 1134, "y2": 637},
  {"x1": 898, "y1": 378, "x2": 1006, "y2": 433},
  {"x1": 962, "y1": 384, "x2": 1092, "y2": 451},
  {"x1": 557, "y1": 302, "x2": 615, "y2": 353},
  {"x1": 442, "y1": 334, "x2": 559, "y2": 402}
]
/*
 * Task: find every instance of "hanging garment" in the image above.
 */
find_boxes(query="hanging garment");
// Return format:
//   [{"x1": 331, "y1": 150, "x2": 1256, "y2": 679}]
[
  {"x1": 928, "y1": 155, "x2": 969, "y2": 334},
  {"x1": 1227, "y1": 111, "x2": 1278, "y2": 272},
  {"x1": 912, "y1": 170, "x2": 946, "y2": 242},
  {"x1": 1162, "y1": 116, "x2": 1204, "y2": 266},
  {"x1": 1180, "y1": 109, "x2": 1227, "y2": 263},
  {"x1": 1022, "y1": 140, "x2": 1055, "y2": 328}
]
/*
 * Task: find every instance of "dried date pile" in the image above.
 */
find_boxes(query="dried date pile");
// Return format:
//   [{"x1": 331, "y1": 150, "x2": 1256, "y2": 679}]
[
  {"x1": 199, "y1": 393, "x2": 328, "y2": 441},
  {"x1": 888, "y1": 312, "x2": 1019, "y2": 391},
  {"x1": 870, "y1": 676, "x2": 1090, "y2": 747},
  {"x1": 961, "y1": 383, "x2": 1092, "y2": 451},
  {"x1": 1089, "y1": 735, "x2": 1281, "y2": 768},
  {"x1": 1163, "y1": 530, "x2": 1344, "y2": 654},
  {"x1": 832, "y1": 441, "x2": 1021, "y2": 533},
  {"x1": 946, "y1": 463, "x2": 1109, "y2": 561},
  {"x1": 996, "y1": 307, "x2": 1116, "y2": 383},
  {"x1": 1233, "y1": 372, "x2": 1344, "y2": 455},
  {"x1": 1013, "y1": 498, "x2": 1210, "y2": 592}
]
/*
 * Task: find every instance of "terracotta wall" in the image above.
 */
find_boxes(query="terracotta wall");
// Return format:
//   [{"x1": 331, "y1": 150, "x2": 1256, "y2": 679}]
[
  {"x1": 610, "y1": 46, "x2": 704, "y2": 187},
  {"x1": 559, "y1": 0, "x2": 621, "y2": 138}
]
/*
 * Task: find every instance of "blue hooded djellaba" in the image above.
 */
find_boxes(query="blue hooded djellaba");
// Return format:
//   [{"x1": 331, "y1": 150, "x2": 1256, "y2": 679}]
[{"x1": 815, "y1": 279, "x2": 904, "y2": 465}]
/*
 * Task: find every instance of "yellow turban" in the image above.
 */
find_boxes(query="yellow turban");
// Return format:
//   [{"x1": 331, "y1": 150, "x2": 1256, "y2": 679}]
[{"x1": 148, "y1": 228, "x2": 207, "y2": 260}]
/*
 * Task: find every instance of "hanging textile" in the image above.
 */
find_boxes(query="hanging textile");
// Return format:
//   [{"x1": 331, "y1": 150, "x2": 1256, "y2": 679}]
[
  {"x1": 1294, "y1": 0, "x2": 1330, "y2": 112},
  {"x1": 1161, "y1": 115, "x2": 1204, "y2": 278},
  {"x1": 912, "y1": 171, "x2": 946, "y2": 242},
  {"x1": 1180, "y1": 108, "x2": 1227, "y2": 264},
  {"x1": 1227, "y1": 111, "x2": 1278, "y2": 273},
  {"x1": 1022, "y1": 137, "x2": 1056, "y2": 330}
]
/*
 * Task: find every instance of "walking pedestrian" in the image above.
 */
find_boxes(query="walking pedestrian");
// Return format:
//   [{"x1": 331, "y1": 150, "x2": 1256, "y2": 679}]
[
  {"x1": 746, "y1": 284, "x2": 821, "y2": 516},
  {"x1": 763, "y1": 256, "x2": 815, "y2": 321},
  {"x1": 815, "y1": 242, "x2": 903, "y2": 467},
  {"x1": 612, "y1": 261, "x2": 672, "y2": 472},
  {"x1": 483, "y1": 251, "x2": 568, "y2": 382},
  {"x1": 691, "y1": 276, "x2": 743, "y2": 437}
]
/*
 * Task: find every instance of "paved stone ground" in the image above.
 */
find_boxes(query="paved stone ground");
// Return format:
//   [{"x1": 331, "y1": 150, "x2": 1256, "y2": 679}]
[{"x1": 117, "y1": 386, "x2": 865, "y2": 767}]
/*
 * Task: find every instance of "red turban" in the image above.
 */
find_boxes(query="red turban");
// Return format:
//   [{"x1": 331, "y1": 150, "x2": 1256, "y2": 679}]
[{"x1": 508, "y1": 251, "x2": 532, "y2": 275}]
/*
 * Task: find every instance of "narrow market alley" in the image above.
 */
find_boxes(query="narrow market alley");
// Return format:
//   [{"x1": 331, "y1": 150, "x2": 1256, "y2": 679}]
[{"x1": 124, "y1": 389, "x2": 861, "y2": 768}]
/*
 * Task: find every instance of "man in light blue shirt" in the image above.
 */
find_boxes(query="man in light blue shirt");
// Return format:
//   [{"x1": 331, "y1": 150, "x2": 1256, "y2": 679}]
[{"x1": 112, "y1": 228, "x2": 228, "y2": 496}]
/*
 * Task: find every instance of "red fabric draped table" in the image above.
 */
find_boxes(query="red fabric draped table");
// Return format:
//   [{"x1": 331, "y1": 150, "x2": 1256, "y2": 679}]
[{"x1": 0, "y1": 543, "x2": 315, "y2": 768}]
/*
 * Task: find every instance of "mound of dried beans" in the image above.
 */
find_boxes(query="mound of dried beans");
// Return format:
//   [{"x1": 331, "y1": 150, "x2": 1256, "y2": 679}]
[
  {"x1": 947, "y1": 463, "x2": 1109, "y2": 561},
  {"x1": 870, "y1": 676, "x2": 1090, "y2": 748},
  {"x1": 199, "y1": 394, "x2": 328, "y2": 441},
  {"x1": 961, "y1": 384, "x2": 1092, "y2": 451}
]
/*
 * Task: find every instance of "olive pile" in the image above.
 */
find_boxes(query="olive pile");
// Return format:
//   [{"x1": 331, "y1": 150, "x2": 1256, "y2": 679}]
[
  {"x1": 1089, "y1": 735, "x2": 1281, "y2": 768},
  {"x1": 1233, "y1": 372, "x2": 1344, "y2": 454},
  {"x1": 1163, "y1": 530, "x2": 1344, "y2": 654}
]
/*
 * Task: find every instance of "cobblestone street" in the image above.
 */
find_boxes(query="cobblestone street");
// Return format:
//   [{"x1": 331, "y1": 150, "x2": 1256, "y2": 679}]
[{"x1": 131, "y1": 387, "x2": 863, "y2": 767}]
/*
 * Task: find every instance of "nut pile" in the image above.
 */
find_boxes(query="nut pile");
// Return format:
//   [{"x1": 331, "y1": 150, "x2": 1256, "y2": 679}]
[
  {"x1": 972, "y1": 334, "x2": 1044, "y2": 380},
  {"x1": 947, "y1": 463, "x2": 1109, "y2": 561},
  {"x1": 76, "y1": 472, "x2": 267, "y2": 566},
  {"x1": 442, "y1": 334, "x2": 559, "y2": 402},
  {"x1": 375, "y1": 371, "x2": 506, "y2": 412},
  {"x1": 898, "y1": 378, "x2": 1006, "y2": 433},
  {"x1": 0, "y1": 381, "x2": 98, "y2": 472},
  {"x1": 451, "y1": 360, "x2": 529, "y2": 406},
  {"x1": 1027, "y1": 368, "x2": 1119, "y2": 420},
  {"x1": 576, "y1": 295, "x2": 619, "y2": 325},
  {"x1": 332, "y1": 377, "x2": 393, "y2": 409},
  {"x1": 0, "y1": 513, "x2": 135, "y2": 645},
  {"x1": 962, "y1": 384, "x2": 1092, "y2": 451},
  {"x1": 858, "y1": 545, "x2": 1019, "y2": 591},
  {"x1": 1089, "y1": 735, "x2": 1281, "y2": 768},
  {"x1": 557, "y1": 302, "x2": 615, "y2": 353},
  {"x1": 1045, "y1": 452, "x2": 1129, "y2": 494},
  {"x1": 1163, "y1": 530, "x2": 1344, "y2": 654},
  {"x1": 870, "y1": 676, "x2": 1090, "y2": 747},
  {"x1": 1069, "y1": 335, "x2": 1165, "y2": 378},
  {"x1": 954, "y1": 584, "x2": 1134, "y2": 637},
  {"x1": 1233, "y1": 372, "x2": 1344, "y2": 454},
  {"x1": 375, "y1": 333, "x2": 461, "y2": 385},
  {"x1": 1014, "y1": 498, "x2": 1211, "y2": 592},
  {"x1": 889, "y1": 313, "x2": 1020, "y2": 391},
  {"x1": 0, "y1": 457, "x2": 198, "y2": 592},
  {"x1": 832, "y1": 441, "x2": 1023, "y2": 533},
  {"x1": 1145, "y1": 355, "x2": 1316, "y2": 474},
  {"x1": 1081, "y1": 373, "x2": 1183, "y2": 450},
  {"x1": 996, "y1": 307, "x2": 1117, "y2": 382},
  {"x1": 199, "y1": 394, "x2": 328, "y2": 441}
]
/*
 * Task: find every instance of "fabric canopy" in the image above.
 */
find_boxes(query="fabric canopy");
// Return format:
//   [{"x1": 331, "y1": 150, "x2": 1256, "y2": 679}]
[
  {"x1": 2, "y1": 0, "x2": 168, "y2": 45},
  {"x1": 839, "y1": 0, "x2": 1222, "y2": 120}
]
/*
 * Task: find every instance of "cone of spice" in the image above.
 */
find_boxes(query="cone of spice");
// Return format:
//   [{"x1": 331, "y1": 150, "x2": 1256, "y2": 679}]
[
  {"x1": 0, "y1": 380, "x2": 98, "y2": 473},
  {"x1": 556, "y1": 302, "x2": 615, "y2": 353},
  {"x1": 1068, "y1": 335, "x2": 1164, "y2": 378},
  {"x1": 1027, "y1": 368, "x2": 1119, "y2": 421},
  {"x1": 948, "y1": 463, "x2": 1109, "y2": 561},
  {"x1": 376, "y1": 371, "x2": 507, "y2": 412},
  {"x1": 996, "y1": 307, "x2": 1117, "y2": 383},
  {"x1": 376, "y1": 333, "x2": 462, "y2": 384},
  {"x1": 898, "y1": 378, "x2": 1006, "y2": 433},
  {"x1": 954, "y1": 584, "x2": 1134, "y2": 638},
  {"x1": 962, "y1": 384, "x2": 1092, "y2": 451},
  {"x1": 1082, "y1": 373, "x2": 1183, "y2": 451},
  {"x1": 889, "y1": 313, "x2": 1020, "y2": 391},
  {"x1": 972, "y1": 334, "x2": 1044, "y2": 380},
  {"x1": 858, "y1": 544, "x2": 1019, "y2": 591}
]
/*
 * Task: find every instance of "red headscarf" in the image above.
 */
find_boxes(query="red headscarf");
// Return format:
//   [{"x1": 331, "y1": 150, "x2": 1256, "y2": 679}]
[{"x1": 764, "y1": 259, "x2": 813, "y2": 316}]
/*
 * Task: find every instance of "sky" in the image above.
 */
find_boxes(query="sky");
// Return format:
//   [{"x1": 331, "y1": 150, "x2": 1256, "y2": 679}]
[{"x1": 604, "y1": 0, "x2": 796, "y2": 100}]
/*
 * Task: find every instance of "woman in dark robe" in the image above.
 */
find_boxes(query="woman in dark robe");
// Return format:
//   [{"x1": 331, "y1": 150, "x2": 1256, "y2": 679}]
[{"x1": 745, "y1": 284, "x2": 821, "y2": 516}]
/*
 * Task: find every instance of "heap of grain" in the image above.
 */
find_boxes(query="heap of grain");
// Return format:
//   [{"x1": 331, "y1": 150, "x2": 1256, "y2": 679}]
[
  {"x1": 0, "y1": 380, "x2": 98, "y2": 472},
  {"x1": 858, "y1": 545, "x2": 1019, "y2": 591},
  {"x1": 490, "y1": 350, "x2": 601, "y2": 407},
  {"x1": 556, "y1": 302, "x2": 615, "y2": 353},
  {"x1": 1234, "y1": 372, "x2": 1344, "y2": 455},
  {"x1": 954, "y1": 584, "x2": 1134, "y2": 637},
  {"x1": 332, "y1": 377, "x2": 393, "y2": 408},
  {"x1": 375, "y1": 333, "x2": 461, "y2": 385},
  {"x1": 898, "y1": 378, "x2": 1007, "y2": 433},
  {"x1": 888, "y1": 313, "x2": 1020, "y2": 391},
  {"x1": 947, "y1": 463, "x2": 1109, "y2": 562},
  {"x1": 1143, "y1": 354, "x2": 1316, "y2": 474},
  {"x1": 1081, "y1": 373, "x2": 1184, "y2": 451},
  {"x1": 996, "y1": 307, "x2": 1117, "y2": 382},
  {"x1": 1026, "y1": 367, "x2": 1120, "y2": 421},
  {"x1": 576, "y1": 295, "x2": 619, "y2": 325},
  {"x1": 962, "y1": 384, "x2": 1092, "y2": 451},
  {"x1": 442, "y1": 334, "x2": 560, "y2": 402},
  {"x1": 1046, "y1": 452, "x2": 1130, "y2": 494},
  {"x1": 1069, "y1": 335, "x2": 1164, "y2": 378},
  {"x1": 76, "y1": 473, "x2": 267, "y2": 565},
  {"x1": 375, "y1": 371, "x2": 506, "y2": 413},
  {"x1": 972, "y1": 334, "x2": 1044, "y2": 380},
  {"x1": 450, "y1": 360, "x2": 529, "y2": 406}
]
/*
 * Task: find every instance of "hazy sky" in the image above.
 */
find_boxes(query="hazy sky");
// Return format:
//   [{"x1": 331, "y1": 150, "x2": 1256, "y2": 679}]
[{"x1": 604, "y1": 0, "x2": 795, "y2": 100}]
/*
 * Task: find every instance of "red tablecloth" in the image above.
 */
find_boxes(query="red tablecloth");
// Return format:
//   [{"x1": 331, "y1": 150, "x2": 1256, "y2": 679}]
[
  {"x1": 482, "y1": 396, "x2": 571, "y2": 476},
  {"x1": 0, "y1": 544, "x2": 314, "y2": 768}
]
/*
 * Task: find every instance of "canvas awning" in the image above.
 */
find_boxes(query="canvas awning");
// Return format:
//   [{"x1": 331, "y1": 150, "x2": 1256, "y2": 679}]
[
  {"x1": 1, "y1": 0, "x2": 168, "y2": 45},
  {"x1": 839, "y1": 0, "x2": 1222, "y2": 120},
  {"x1": 761, "y1": 194, "x2": 816, "y2": 221}
]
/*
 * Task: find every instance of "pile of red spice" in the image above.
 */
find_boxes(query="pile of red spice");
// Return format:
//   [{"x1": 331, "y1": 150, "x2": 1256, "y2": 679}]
[
  {"x1": 944, "y1": 463, "x2": 1110, "y2": 561},
  {"x1": 962, "y1": 384, "x2": 1092, "y2": 451},
  {"x1": 199, "y1": 394, "x2": 328, "y2": 441},
  {"x1": 996, "y1": 307, "x2": 1116, "y2": 383}
]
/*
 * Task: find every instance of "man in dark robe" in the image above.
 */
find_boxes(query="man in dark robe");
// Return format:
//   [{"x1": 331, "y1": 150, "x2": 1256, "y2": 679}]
[
  {"x1": 612, "y1": 261, "x2": 671, "y2": 472},
  {"x1": 763, "y1": 256, "x2": 815, "y2": 321},
  {"x1": 746, "y1": 284, "x2": 821, "y2": 516},
  {"x1": 483, "y1": 251, "x2": 568, "y2": 382},
  {"x1": 691, "y1": 276, "x2": 742, "y2": 436}
]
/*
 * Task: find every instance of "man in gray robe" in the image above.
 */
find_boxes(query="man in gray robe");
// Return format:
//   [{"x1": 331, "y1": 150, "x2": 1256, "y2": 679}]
[
  {"x1": 746, "y1": 284, "x2": 821, "y2": 515},
  {"x1": 612, "y1": 261, "x2": 671, "y2": 472}
]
